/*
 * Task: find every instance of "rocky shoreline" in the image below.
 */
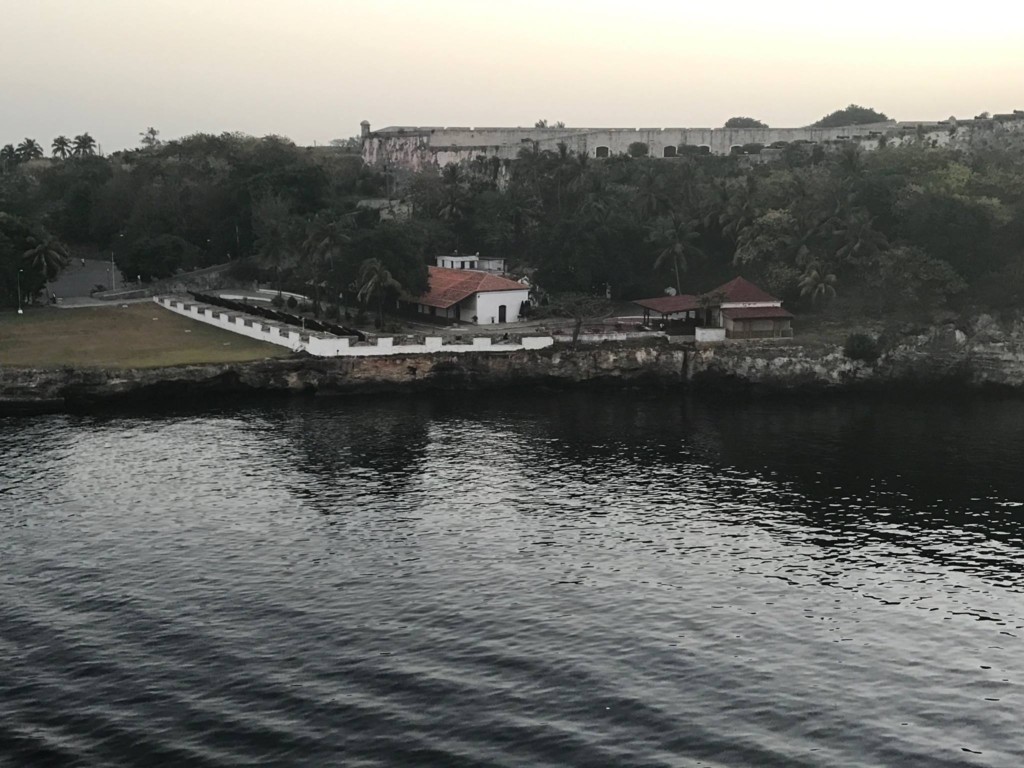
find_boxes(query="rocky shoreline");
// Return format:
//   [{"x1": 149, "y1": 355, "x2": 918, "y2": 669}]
[{"x1": 3, "y1": 319, "x2": 1024, "y2": 415}]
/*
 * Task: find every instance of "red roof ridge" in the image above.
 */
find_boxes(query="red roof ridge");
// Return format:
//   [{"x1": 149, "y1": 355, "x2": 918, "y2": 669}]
[
  {"x1": 711, "y1": 276, "x2": 780, "y2": 304},
  {"x1": 417, "y1": 266, "x2": 526, "y2": 309},
  {"x1": 633, "y1": 294, "x2": 699, "y2": 313}
]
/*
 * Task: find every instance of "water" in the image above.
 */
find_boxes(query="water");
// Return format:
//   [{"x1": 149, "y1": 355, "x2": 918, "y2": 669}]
[{"x1": 2, "y1": 393, "x2": 1023, "y2": 767}]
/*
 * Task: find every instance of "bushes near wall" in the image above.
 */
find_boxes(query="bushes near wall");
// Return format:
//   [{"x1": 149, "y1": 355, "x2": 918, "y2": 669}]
[{"x1": 844, "y1": 333, "x2": 881, "y2": 363}]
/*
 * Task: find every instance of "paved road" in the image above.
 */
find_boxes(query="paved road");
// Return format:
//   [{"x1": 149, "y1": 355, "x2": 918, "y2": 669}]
[{"x1": 50, "y1": 259, "x2": 123, "y2": 299}]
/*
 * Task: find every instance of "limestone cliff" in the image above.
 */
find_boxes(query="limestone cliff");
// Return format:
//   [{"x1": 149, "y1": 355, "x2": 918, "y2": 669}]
[
  {"x1": 689, "y1": 316, "x2": 1024, "y2": 391},
  {"x1": 3, "y1": 321, "x2": 1024, "y2": 414},
  {"x1": 0, "y1": 345, "x2": 687, "y2": 413}
]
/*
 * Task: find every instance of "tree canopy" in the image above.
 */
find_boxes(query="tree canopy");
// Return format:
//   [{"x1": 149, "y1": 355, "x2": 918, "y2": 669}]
[
  {"x1": 724, "y1": 117, "x2": 768, "y2": 129},
  {"x1": 3, "y1": 122, "x2": 1023, "y2": 325},
  {"x1": 812, "y1": 105, "x2": 890, "y2": 128}
]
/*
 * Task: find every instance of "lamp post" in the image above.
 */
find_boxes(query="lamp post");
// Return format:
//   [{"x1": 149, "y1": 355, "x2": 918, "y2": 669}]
[
  {"x1": 16, "y1": 268, "x2": 23, "y2": 314},
  {"x1": 111, "y1": 232, "x2": 124, "y2": 292}
]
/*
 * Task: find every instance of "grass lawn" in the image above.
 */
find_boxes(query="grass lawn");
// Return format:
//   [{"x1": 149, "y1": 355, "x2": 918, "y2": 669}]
[{"x1": 0, "y1": 303, "x2": 292, "y2": 369}]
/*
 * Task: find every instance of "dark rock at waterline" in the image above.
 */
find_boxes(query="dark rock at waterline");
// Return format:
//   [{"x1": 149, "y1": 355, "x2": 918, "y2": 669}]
[{"x1": 2, "y1": 331, "x2": 1023, "y2": 414}]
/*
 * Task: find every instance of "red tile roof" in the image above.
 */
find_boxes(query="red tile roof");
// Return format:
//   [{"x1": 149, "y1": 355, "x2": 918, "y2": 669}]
[
  {"x1": 722, "y1": 306, "x2": 793, "y2": 320},
  {"x1": 633, "y1": 295, "x2": 699, "y2": 314},
  {"x1": 417, "y1": 266, "x2": 527, "y2": 309},
  {"x1": 633, "y1": 277, "x2": 786, "y2": 316},
  {"x1": 713, "y1": 276, "x2": 780, "y2": 304}
]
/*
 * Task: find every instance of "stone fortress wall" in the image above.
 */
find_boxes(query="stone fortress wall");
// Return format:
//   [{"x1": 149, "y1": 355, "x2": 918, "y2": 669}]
[{"x1": 360, "y1": 112, "x2": 1024, "y2": 172}]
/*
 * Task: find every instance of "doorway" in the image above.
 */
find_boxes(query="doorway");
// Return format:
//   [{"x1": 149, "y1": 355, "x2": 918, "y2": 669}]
[{"x1": 498, "y1": 305, "x2": 507, "y2": 323}]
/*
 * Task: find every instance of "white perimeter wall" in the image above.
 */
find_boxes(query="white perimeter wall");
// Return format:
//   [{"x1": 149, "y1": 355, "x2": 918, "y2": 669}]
[
  {"x1": 696, "y1": 327, "x2": 727, "y2": 343},
  {"x1": 155, "y1": 297, "x2": 552, "y2": 357}
]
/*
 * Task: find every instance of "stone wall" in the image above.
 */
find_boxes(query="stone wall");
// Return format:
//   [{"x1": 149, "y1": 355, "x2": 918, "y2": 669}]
[
  {"x1": 362, "y1": 115, "x2": 1024, "y2": 172},
  {"x1": 95, "y1": 263, "x2": 240, "y2": 302}
]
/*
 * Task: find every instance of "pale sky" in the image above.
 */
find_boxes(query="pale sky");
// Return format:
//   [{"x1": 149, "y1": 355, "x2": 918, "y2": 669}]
[{"x1": 2, "y1": 0, "x2": 1022, "y2": 152}]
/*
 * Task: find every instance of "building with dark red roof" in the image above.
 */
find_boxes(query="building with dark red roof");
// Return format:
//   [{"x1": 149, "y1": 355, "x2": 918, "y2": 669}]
[
  {"x1": 714, "y1": 276, "x2": 780, "y2": 305},
  {"x1": 633, "y1": 276, "x2": 793, "y2": 339},
  {"x1": 632, "y1": 294, "x2": 700, "y2": 318},
  {"x1": 407, "y1": 266, "x2": 531, "y2": 325}
]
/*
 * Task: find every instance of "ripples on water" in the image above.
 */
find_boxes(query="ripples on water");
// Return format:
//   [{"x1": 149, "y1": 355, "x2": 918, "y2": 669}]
[{"x1": 1, "y1": 393, "x2": 1023, "y2": 767}]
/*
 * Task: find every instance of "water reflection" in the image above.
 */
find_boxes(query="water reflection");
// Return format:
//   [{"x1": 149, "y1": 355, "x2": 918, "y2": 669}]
[
  {"x1": 2, "y1": 393, "x2": 1023, "y2": 766},
  {"x1": 269, "y1": 398, "x2": 433, "y2": 506}
]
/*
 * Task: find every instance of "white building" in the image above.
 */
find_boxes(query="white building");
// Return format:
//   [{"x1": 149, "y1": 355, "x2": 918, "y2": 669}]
[
  {"x1": 408, "y1": 266, "x2": 530, "y2": 324},
  {"x1": 435, "y1": 253, "x2": 506, "y2": 274}
]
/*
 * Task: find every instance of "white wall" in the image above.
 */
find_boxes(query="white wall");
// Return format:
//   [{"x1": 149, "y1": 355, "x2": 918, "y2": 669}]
[
  {"x1": 154, "y1": 297, "x2": 553, "y2": 357},
  {"x1": 721, "y1": 301, "x2": 782, "y2": 309},
  {"x1": 478, "y1": 258, "x2": 506, "y2": 273},
  {"x1": 436, "y1": 256, "x2": 478, "y2": 269},
  {"x1": 474, "y1": 289, "x2": 529, "y2": 324},
  {"x1": 696, "y1": 327, "x2": 726, "y2": 343}
]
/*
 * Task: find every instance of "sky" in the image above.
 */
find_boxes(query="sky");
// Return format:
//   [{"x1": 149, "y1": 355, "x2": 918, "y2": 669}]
[{"x1": 2, "y1": 0, "x2": 1023, "y2": 152}]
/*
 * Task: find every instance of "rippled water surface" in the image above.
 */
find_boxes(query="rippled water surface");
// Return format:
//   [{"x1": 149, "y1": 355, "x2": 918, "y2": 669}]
[{"x1": 2, "y1": 393, "x2": 1024, "y2": 767}]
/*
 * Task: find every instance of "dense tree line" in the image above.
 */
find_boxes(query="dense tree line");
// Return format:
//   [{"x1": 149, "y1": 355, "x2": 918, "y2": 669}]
[
  {"x1": 4, "y1": 122, "x2": 1024, "y2": 321},
  {"x1": 400, "y1": 136, "x2": 1024, "y2": 316},
  {"x1": 0, "y1": 131, "x2": 429, "y2": 317}
]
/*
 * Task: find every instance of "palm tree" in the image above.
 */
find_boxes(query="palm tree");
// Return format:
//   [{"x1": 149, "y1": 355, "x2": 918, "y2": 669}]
[
  {"x1": 799, "y1": 265, "x2": 837, "y2": 306},
  {"x1": 72, "y1": 133, "x2": 97, "y2": 157},
  {"x1": 251, "y1": 193, "x2": 298, "y2": 295},
  {"x1": 356, "y1": 258, "x2": 403, "y2": 329},
  {"x1": 719, "y1": 176, "x2": 758, "y2": 242},
  {"x1": 837, "y1": 143, "x2": 864, "y2": 178},
  {"x1": 648, "y1": 214, "x2": 705, "y2": 295},
  {"x1": 576, "y1": 173, "x2": 612, "y2": 220},
  {"x1": 563, "y1": 152, "x2": 589, "y2": 194},
  {"x1": 23, "y1": 234, "x2": 70, "y2": 283},
  {"x1": 139, "y1": 127, "x2": 161, "y2": 149},
  {"x1": 51, "y1": 135, "x2": 72, "y2": 159},
  {"x1": 15, "y1": 138, "x2": 44, "y2": 161},
  {"x1": 301, "y1": 214, "x2": 350, "y2": 317},
  {"x1": 514, "y1": 142, "x2": 546, "y2": 194},
  {"x1": 438, "y1": 164, "x2": 471, "y2": 243},
  {"x1": 833, "y1": 207, "x2": 887, "y2": 264},
  {"x1": 0, "y1": 144, "x2": 16, "y2": 172},
  {"x1": 506, "y1": 187, "x2": 541, "y2": 250},
  {"x1": 634, "y1": 166, "x2": 670, "y2": 221}
]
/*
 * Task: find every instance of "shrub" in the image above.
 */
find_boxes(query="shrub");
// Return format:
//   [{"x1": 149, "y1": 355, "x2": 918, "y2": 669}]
[
  {"x1": 627, "y1": 142, "x2": 649, "y2": 157},
  {"x1": 226, "y1": 257, "x2": 260, "y2": 282},
  {"x1": 844, "y1": 333, "x2": 880, "y2": 363},
  {"x1": 354, "y1": 309, "x2": 368, "y2": 325},
  {"x1": 271, "y1": 294, "x2": 284, "y2": 308},
  {"x1": 286, "y1": 295, "x2": 298, "y2": 309},
  {"x1": 324, "y1": 303, "x2": 340, "y2": 319},
  {"x1": 725, "y1": 116, "x2": 768, "y2": 129},
  {"x1": 298, "y1": 302, "x2": 311, "y2": 313}
]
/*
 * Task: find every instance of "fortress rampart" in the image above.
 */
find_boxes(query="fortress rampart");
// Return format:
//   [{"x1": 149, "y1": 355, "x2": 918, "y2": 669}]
[{"x1": 360, "y1": 113, "x2": 1024, "y2": 172}]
